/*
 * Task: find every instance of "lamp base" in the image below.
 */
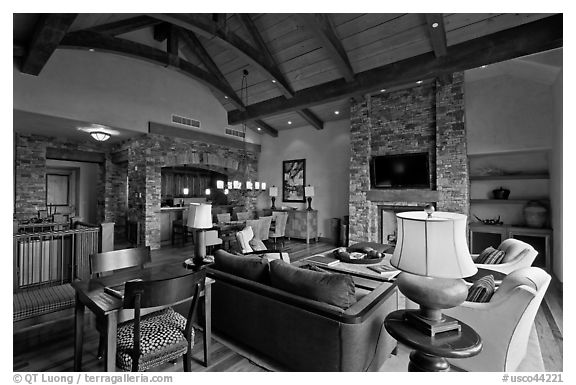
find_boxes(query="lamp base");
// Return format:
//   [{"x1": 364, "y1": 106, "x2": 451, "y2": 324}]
[
  {"x1": 397, "y1": 272, "x2": 468, "y2": 337},
  {"x1": 306, "y1": 197, "x2": 313, "y2": 211},
  {"x1": 271, "y1": 197, "x2": 276, "y2": 210},
  {"x1": 193, "y1": 230, "x2": 206, "y2": 266},
  {"x1": 404, "y1": 311, "x2": 461, "y2": 336}
]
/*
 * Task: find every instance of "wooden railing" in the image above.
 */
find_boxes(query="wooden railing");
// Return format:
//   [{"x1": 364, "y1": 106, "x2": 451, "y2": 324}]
[{"x1": 13, "y1": 226, "x2": 100, "y2": 292}]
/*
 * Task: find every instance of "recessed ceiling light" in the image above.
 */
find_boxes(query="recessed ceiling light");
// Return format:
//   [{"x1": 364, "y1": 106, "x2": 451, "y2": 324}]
[
  {"x1": 224, "y1": 96, "x2": 228, "y2": 99},
  {"x1": 287, "y1": 121, "x2": 292, "y2": 125},
  {"x1": 257, "y1": 127, "x2": 261, "y2": 131},
  {"x1": 380, "y1": 89, "x2": 386, "y2": 93},
  {"x1": 89, "y1": 49, "x2": 95, "y2": 52},
  {"x1": 334, "y1": 111, "x2": 340, "y2": 115},
  {"x1": 416, "y1": 80, "x2": 423, "y2": 84},
  {"x1": 272, "y1": 79, "x2": 277, "y2": 83},
  {"x1": 432, "y1": 22, "x2": 439, "y2": 28},
  {"x1": 481, "y1": 65, "x2": 487, "y2": 69}
]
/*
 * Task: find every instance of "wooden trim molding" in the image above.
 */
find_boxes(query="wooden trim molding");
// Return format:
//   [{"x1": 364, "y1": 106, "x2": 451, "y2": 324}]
[
  {"x1": 148, "y1": 122, "x2": 261, "y2": 153},
  {"x1": 46, "y1": 148, "x2": 105, "y2": 163}
]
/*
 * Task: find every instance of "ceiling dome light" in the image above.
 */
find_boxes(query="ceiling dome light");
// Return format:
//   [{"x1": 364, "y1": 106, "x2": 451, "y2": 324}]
[
  {"x1": 288, "y1": 121, "x2": 292, "y2": 125},
  {"x1": 416, "y1": 80, "x2": 423, "y2": 84},
  {"x1": 432, "y1": 22, "x2": 439, "y2": 28},
  {"x1": 334, "y1": 111, "x2": 340, "y2": 115},
  {"x1": 90, "y1": 132, "x2": 111, "y2": 141}
]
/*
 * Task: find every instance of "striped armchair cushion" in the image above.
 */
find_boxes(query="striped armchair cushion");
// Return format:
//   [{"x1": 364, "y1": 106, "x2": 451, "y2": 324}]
[
  {"x1": 476, "y1": 247, "x2": 506, "y2": 264},
  {"x1": 13, "y1": 284, "x2": 75, "y2": 322},
  {"x1": 467, "y1": 275, "x2": 496, "y2": 303}
]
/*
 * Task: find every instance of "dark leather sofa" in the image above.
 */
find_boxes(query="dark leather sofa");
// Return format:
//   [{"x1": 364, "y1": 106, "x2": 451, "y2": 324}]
[{"x1": 207, "y1": 256, "x2": 398, "y2": 371}]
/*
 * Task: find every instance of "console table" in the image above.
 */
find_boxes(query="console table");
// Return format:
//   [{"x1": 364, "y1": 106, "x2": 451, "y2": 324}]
[{"x1": 279, "y1": 209, "x2": 318, "y2": 244}]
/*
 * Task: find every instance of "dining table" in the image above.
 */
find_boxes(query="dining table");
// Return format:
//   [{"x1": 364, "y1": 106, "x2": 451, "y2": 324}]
[{"x1": 72, "y1": 262, "x2": 213, "y2": 372}]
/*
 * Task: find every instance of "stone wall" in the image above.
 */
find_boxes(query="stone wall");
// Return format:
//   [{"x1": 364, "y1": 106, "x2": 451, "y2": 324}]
[
  {"x1": 119, "y1": 134, "x2": 259, "y2": 249},
  {"x1": 348, "y1": 73, "x2": 468, "y2": 243},
  {"x1": 14, "y1": 133, "x2": 112, "y2": 222}
]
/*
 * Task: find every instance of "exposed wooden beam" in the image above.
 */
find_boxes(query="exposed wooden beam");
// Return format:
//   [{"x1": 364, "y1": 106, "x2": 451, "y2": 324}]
[
  {"x1": 59, "y1": 30, "x2": 238, "y2": 106},
  {"x1": 297, "y1": 14, "x2": 355, "y2": 82},
  {"x1": 167, "y1": 25, "x2": 179, "y2": 67},
  {"x1": 148, "y1": 14, "x2": 293, "y2": 97},
  {"x1": 228, "y1": 14, "x2": 562, "y2": 125},
  {"x1": 237, "y1": 13, "x2": 293, "y2": 98},
  {"x1": 21, "y1": 14, "x2": 77, "y2": 75},
  {"x1": 177, "y1": 28, "x2": 244, "y2": 111},
  {"x1": 250, "y1": 120, "x2": 278, "y2": 137},
  {"x1": 425, "y1": 14, "x2": 448, "y2": 58},
  {"x1": 297, "y1": 110, "x2": 324, "y2": 130},
  {"x1": 86, "y1": 15, "x2": 161, "y2": 36},
  {"x1": 149, "y1": 122, "x2": 262, "y2": 152},
  {"x1": 46, "y1": 147, "x2": 105, "y2": 163}
]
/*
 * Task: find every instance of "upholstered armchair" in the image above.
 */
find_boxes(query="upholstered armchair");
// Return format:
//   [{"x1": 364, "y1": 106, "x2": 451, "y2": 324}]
[
  {"x1": 445, "y1": 267, "x2": 551, "y2": 372},
  {"x1": 235, "y1": 226, "x2": 290, "y2": 263},
  {"x1": 473, "y1": 239, "x2": 538, "y2": 274}
]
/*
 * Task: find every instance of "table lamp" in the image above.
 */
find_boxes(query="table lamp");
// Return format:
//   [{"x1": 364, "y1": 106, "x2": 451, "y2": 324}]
[
  {"x1": 391, "y1": 206, "x2": 477, "y2": 336},
  {"x1": 269, "y1": 186, "x2": 278, "y2": 209},
  {"x1": 304, "y1": 185, "x2": 315, "y2": 211},
  {"x1": 187, "y1": 203, "x2": 213, "y2": 265}
]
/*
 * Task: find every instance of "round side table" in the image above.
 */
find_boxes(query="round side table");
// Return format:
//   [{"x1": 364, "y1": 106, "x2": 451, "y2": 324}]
[{"x1": 385, "y1": 310, "x2": 482, "y2": 372}]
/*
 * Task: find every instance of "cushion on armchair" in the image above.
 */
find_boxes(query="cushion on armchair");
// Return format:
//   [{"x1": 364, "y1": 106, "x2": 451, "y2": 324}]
[
  {"x1": 236, "y1": 226, "x2": 255, "y2": 253},
  {"x1": 249, "y1": 238, "x2": 267, "y2": 251},
  {"x1": 476, "y1": 247, "x2": 506, "y2": 264},
  {"x1": 466, "y1": 275, "x2": 496, "y2": 303},
  {"x1": 269, "y1": 260, "x2": 356, "y2": 309}
]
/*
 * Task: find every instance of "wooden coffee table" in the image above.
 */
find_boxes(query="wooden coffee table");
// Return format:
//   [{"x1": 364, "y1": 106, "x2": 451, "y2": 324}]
[{"x1": 295, "y1": 251, "x2": 398, "y2": 290}]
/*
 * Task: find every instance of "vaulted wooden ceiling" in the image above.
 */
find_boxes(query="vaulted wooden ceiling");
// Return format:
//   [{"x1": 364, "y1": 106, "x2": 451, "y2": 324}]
[{"x1": 13, "y1": 13, "x2": 562, "y2": 137}]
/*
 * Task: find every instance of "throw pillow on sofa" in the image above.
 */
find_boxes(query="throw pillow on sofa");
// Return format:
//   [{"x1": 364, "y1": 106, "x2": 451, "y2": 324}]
[
  {"x1": 269, "y1": 260, "x2": 356, "y2": 309},
  {"x1": 214, "y1": 250, "x2": 269, "y2": 283},
  {"x1": 466, "y1": 275, "x2": 496, "y2": 302}
]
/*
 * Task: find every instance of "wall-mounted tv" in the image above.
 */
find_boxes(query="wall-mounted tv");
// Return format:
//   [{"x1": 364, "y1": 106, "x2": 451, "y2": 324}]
[{"x1": 370, "y1": 152, "x2": 430, "y2": 189}]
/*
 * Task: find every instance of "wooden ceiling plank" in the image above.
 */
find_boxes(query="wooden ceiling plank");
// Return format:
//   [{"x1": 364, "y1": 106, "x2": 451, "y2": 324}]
[
  {"x1": 424, "y1": 14, "x2": 448, "y2": 57},
  {"x1": 228, "y1": 14, "x2": 562, "y2": 125},
  {"x1": 86, "y1": 15, "x2": 161, "y2": 36},
  {"x1": 297, "y1": 14, "x2": 355, "y2": 82},
  {"x1": 21, "y1": 13, "x2": 78, "y2": 75},
  {"x1": 297, "y1": 109, "x2": 324, "y2": 130},
  {"x1": 149, "y1": 14, "x2": 294, "y2": 97},
  {"x1": 237, "y1": 13, "x2": 294, "y2": 98}
]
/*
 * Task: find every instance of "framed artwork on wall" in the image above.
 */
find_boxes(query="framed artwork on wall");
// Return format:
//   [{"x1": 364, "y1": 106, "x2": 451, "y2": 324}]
[{"x1": 282, "y1": 159, "x2": 306, "y2": 202}]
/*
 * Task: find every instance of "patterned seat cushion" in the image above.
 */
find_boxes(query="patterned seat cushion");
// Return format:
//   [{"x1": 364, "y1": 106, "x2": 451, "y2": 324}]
[
  {"x1": 116, "y1": 308, "x2": 193, "y2": 371},
  {"x1": 13, "y1": 284, "x2": 75, "y2": 322}
]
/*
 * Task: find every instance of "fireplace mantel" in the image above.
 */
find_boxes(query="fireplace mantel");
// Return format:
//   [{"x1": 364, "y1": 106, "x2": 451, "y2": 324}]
[{"x1": 366, "y1": 189, "x2": 440, "y2": 203}]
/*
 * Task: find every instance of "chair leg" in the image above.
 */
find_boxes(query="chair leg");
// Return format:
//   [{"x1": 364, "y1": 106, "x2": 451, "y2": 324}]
[{"x1": 97, "y1": 333, "x2": 105, "y2": 360}]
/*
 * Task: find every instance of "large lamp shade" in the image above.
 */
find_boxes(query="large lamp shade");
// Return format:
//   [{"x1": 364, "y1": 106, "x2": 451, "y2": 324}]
[
  {"x1": 187, "y1": 203, "x2": 212, "y2": 229},
  {"x1": 391, "y1": 211, "x2": 477, "y2": 279}
]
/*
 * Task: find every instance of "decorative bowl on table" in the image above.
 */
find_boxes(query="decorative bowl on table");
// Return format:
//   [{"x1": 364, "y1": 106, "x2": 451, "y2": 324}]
[{"x1": 332, "y1": 247, "x2": 385, "y2": 264}]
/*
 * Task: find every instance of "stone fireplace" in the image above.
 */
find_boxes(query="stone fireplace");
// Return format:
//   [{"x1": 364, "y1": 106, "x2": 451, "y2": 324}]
[{"x1": 348, "y1": 73, "x2": 469, "y2": 244}]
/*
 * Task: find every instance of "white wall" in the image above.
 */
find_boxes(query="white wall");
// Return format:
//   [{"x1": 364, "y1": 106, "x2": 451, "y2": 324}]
[
  {"x1": 258, "y1": 120, "x2": 351, "y2": 240},
  {"x1": 13, "y1": 49, "x2": 260, "y2": 144},
  {"x1": 46, "y1": 159, "x2": 98, "y2": 224},
  {"x1": 550, "y1": 70, "x2": 563, "y2": 282},
  {"x1": 466, "y1": 74, "x2": 553, "y2": 154}
]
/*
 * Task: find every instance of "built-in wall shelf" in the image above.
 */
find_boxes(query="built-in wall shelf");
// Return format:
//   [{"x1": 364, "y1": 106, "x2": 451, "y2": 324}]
[
  {"x1": 469, "y1": 173, "x2": 549, "y2": 181},
  {"x1": 470, "y1": 199, "x2": 548, "y2": 205}
]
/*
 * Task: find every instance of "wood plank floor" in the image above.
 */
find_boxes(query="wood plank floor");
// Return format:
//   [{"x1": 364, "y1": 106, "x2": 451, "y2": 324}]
[{"x1": 13, "y1": 239, "x2": 563, "y2": 372}]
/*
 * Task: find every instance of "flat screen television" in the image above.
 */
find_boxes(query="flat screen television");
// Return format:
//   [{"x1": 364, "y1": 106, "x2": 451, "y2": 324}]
[{"x1": 370, "y1": 152, "x2": 430, "y2": 188}]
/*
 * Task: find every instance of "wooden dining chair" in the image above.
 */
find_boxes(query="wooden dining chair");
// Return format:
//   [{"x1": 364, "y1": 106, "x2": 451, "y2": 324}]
[
  {"x1": 90, "y1": 247, "x2": 151, "y2": 359},
  {"x1": 236, "y1": 211, "x2": 250, "y2": 221},
  {"x1": 116, "y1": 271, "x2": 206, "y2": 371},
  {"x1": 90, "y1": 247, "x2": 151, "y2": 278},
  {"x1": 216, "y1": 213, "x2": 231, "y2": 224}
]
